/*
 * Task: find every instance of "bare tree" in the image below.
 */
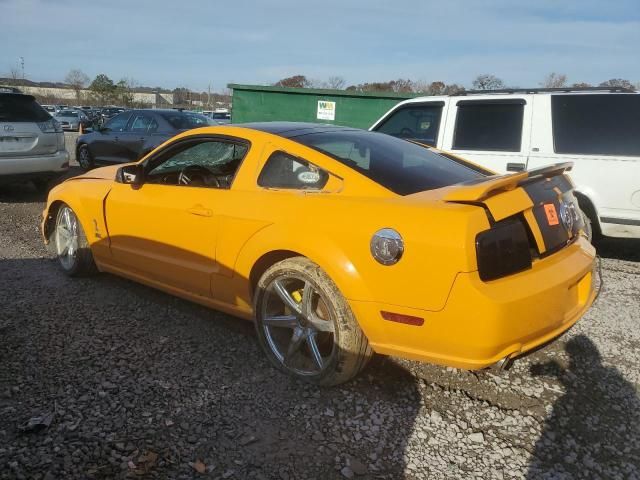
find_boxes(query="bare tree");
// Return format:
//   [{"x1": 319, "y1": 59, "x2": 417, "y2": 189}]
[
  {"x1": 9, "y1": 65, "x2": 20, "y2": 81},
  {"x1": 599, "y1": 78, "x2": 634, "y2": 89},
  {"x1": 65, "y1": 69, "x2": 90, "y2": 103},
  {"x1": 443, "y1": 83, "x2": 465, "y2": 95},
  {"x1": 472, "y1": 74, "x2": 505, "y2": 90},
  {"x1": 541, "y1": 72, "x2": 567, "y2": 88},
  {"x1": 571, "y1": 82, "x2": 592, "y2": 88},
  {"x1": 325, "y1": 76, "x2": 346, "y2": 90}
]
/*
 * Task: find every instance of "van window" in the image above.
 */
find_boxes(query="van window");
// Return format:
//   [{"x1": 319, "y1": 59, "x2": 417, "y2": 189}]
[
  {"x1": 375, "y1": 103, "x2": 443, "y2": 146},
  {"x1": 452, "y1": 101, "x2": 524, "y2": 152},
  {"x1": 552, "y1": 94, "x2": 640, "y2": 157}
]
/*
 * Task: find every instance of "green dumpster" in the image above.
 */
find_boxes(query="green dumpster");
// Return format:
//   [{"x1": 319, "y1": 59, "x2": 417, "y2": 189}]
[{"x1": 228, "y1": 84, "x2": 419, "y2": 129}]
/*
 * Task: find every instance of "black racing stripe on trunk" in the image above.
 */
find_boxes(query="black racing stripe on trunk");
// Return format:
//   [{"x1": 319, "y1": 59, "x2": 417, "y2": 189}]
[{"x1": 524, "y1": 176, "x2": 573, "y2": 253}]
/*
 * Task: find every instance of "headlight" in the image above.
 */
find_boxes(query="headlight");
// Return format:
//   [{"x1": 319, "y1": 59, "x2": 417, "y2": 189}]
[
  {"x1": 37, "y1": 119, "x2": 63, "y2": 133},
  {"x1": 370, "y1": 228, "x2": 404, "y2": 265}
]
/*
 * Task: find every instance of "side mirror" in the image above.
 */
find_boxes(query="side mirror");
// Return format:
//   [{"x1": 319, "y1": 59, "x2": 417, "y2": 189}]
[
  {"x1": 99, "y1": 126, "x2": 111, "y2": 133},
  {"x1": 116, "y1": 164, "x2": 144, "y2": 186}
]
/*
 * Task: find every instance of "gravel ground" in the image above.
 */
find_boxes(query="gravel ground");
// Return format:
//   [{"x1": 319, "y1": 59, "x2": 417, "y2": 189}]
[{"x1": 0, "y1": 159, "x2": 639, "y2": 479}]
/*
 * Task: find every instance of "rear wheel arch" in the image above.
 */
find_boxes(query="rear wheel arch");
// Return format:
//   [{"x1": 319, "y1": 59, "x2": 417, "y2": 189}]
[
  {"x1": 574, "y1": 190, "x2": 601, "y2": 237},
  {"x1": 249, "y1": 250, "x2": 305, "y2": 300}
]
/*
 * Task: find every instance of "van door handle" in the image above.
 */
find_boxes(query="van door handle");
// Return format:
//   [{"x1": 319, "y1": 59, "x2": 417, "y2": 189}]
[
  {"x1": 187, "y1": 205, "x2": 212, "y2": 217},
  {"x1": 507, "y1": 162, "x2": 526, "y2": 172}
]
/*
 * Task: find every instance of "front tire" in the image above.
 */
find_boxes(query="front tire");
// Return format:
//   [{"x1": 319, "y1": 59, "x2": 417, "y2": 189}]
[
  {"x1": 77, "y1": 144, "x2": 94, "y2": 171},
  {"x1": 53, "y1": 205, "x2": 97, "y2": 276},
  {"x1": 254, "y1": 257, "x2": 372, "y2": 386}
]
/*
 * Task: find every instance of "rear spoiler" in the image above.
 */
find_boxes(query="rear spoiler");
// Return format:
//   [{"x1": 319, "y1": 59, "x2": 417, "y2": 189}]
[{"x1": 444, "y1": 162, "x2": 574, "y2": 202}]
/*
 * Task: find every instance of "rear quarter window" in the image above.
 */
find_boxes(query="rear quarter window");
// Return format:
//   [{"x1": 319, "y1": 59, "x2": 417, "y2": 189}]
[
  {"x1": 0, "y1": 94, "x2": 51, "y2": 122},
  {"x1": 552, "y1": 94, "x2": 640, "y2": 156}
]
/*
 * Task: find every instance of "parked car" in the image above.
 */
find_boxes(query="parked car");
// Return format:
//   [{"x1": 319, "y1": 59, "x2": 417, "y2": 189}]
[
  {"x1": 42, "y1": 104, "x2": 63, "y2": 115},
  {"x1": 75, "y1": 109, "x2": 213, "y2": 169},
  {"x1": 42, "y1": 123, "x2": 596, "y2": 385},
  {"x1": 98, "y1": 107, "x2": 126, "y2": 126},
  {"x1": 210, "y1": 112, "x2": 231, "y2": 125},
  {"x1": 0, "y1": 91, "x2": 69, "y2": 188},
  {"x1": 371, "y1": 87, "x2": 640, "y2": 239},
  {"x1": 54, "y1": 109, "x2": 91, "y2": 131}
]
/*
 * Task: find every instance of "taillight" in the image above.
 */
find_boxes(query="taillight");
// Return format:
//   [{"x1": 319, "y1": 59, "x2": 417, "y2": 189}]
[
  {"x1": 476, "y1": 220, "x2": 532, "y2": 281},
  {"x1": 37, "y1": 119, "x2": 63, "y2": 133}
]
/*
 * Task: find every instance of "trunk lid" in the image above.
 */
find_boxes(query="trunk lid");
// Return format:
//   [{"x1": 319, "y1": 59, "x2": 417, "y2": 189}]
[{"x1": 444, "y1": 162, "x2": 583, "y2": 256}]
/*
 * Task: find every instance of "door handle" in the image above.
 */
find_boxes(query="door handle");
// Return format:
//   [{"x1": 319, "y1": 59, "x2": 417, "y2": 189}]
[
  {"x1": 114, "y1": 136, "x2": 119, "y2": 142},
  {"x1": 187, "y1": 205, "x2": 212, "y2": 217},
  {"x1": 506, "y1": 162, "x2": 526, "y2": 172}
]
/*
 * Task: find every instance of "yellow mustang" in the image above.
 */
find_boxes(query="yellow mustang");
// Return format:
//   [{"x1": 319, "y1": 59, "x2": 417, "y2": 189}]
[{"x1": 42, "y1": 123, "x2": 596, "y2": 385}]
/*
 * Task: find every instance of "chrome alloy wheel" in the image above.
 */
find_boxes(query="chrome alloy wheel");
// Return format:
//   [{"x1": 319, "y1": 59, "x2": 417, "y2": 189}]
[
  {"x1": 261, "y1": 275, "x2": 336, "y2": 376},
  {"x1": 55, "y1": 206, "x2": 79, "y2": 271}
]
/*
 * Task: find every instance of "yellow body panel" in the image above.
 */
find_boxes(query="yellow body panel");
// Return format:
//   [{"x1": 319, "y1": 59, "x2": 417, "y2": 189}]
[{"x1": 42, "y1": 126, "x2": 596, "y2": 370}]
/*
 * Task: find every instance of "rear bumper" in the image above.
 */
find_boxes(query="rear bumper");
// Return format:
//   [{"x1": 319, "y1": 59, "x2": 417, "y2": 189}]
[
  {"x1": 0, "y1": 150, "x2": 69, "y2": 176},
  {"x1": 350, "y1": 236, "x2": 596, "y2": 370}
]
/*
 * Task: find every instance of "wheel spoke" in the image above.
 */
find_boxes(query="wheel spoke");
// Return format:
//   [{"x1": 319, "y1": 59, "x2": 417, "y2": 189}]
[
  {"x1": 300, "y1": 281, "x2": 314, "y2": 319},
  {"x1": 307, "y1": 333, "x2": 324, "y2": 370},
  {"x1": 263, "y1": 315, "x2": 298, "y2": 329},
  {"x1": 64, "y1": 209, "x2": 72, "y2": 230},
  {"x1": 308, "y1": 313, "x2": 335, "y2": 333},
  {"x1": 284, "y1": 327, "x2": 305, "y2": 365},
  {"x1": 273, "y1": 279, "x2": 301, "y2": 314}
]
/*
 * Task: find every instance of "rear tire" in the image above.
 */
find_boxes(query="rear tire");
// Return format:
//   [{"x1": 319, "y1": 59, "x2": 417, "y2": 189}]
[
  {"x1": 254, "y1": 257, "x2": 372, "y2": 386},
  {"x1": 580, "y1": 208, "x2": 593, "y2": 242},
  {"x1": 77, "y1": 144, "x2": 94, "y2": 171},
  {"x1": 53, "y1": 204, "x2": 97, "y2": 276}
]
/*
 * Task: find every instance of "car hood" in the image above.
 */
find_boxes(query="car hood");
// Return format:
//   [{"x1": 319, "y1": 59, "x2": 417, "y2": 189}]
[{"x1": 69, "y1": 164, "x2": 123, "y2": 182}]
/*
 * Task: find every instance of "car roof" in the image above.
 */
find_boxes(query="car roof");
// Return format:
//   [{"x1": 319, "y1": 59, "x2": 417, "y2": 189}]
[{"x1": 236, "y1": 122, "x2": 359, "y2": 138}]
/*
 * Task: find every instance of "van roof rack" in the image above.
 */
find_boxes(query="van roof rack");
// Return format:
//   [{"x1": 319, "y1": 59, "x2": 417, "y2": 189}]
[{"x1": 457, "y1": 86, "x2": 636, "y2": 96}]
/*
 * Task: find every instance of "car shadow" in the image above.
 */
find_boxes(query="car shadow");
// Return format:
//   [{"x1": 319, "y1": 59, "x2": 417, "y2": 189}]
[
  {"x1": 594, "y1": 236, "x2": 640, "y2": 262},
  {"x1": 527, "y1": 335, "x2": 640, "y2": 478},
  {"x1": 0, "y1": 167, "x2": 84, "y2": 203}
]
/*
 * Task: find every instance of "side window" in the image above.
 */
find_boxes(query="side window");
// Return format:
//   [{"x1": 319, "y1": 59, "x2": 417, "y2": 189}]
[
  {"x1": 258, "y1": 151, "x2": 329, "y2": 190},
  {"x1": 375, "y1": 104, "x2": 443, "y2": 145},
  {"x1": 147, "y1": 117, "x2": 159, "y2": 133},
  {"x1": 105, "y1": 113, "x2": 131, "y2": 132},
  {"x1": 452, "y1": 101, "x2": 524, "y2": 152},
  {"x1": 146, "y1": 140, "x2": 249, "y2": 189},
  {"x1": 552, "y1": 94, "x2": 640, "y2": 156},
  {"x1": 128, "y1": 114, "x2": 153, "y2": 133}
]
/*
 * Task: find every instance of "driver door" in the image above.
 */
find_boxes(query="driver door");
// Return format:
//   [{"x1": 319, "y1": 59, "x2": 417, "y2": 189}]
[{"x1": 105, "y1": 137, "x2": 249, "y2": 297}]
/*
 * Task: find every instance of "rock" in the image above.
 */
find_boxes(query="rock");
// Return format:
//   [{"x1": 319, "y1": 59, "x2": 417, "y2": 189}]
[
  {"x1": 340, "y1": 466, "x2": 354, "y2": 479},
  {"x1": 469, "y1": 432, "x2": 485, "y2": 443},
  {"x1": 349, "y1": 458, "x2": 367, "y2": 475}
]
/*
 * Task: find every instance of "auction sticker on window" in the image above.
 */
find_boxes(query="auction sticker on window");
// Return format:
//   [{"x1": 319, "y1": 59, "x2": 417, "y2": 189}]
[{"x1": 317, "y1": 100, "x2": 336, "y2": 121}]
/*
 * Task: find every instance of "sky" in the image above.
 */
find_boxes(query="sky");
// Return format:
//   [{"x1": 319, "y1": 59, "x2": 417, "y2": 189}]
[{"x1": 2, "y1": 0, "x2": 639, "y2": 92}]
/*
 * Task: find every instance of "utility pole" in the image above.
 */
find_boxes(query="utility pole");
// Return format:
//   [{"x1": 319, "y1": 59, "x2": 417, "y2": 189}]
[
  {"x1": 19, "y1": 57, "x2": 24, "y2": 80},
  {"x1": 207, "y1": 83, "x2": 211, "y2": 108}
]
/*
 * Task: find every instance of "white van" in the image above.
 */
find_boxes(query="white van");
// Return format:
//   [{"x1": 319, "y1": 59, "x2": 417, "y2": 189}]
[{"x1": 370, "y1": 88, "x2": 640, "y2": 238}]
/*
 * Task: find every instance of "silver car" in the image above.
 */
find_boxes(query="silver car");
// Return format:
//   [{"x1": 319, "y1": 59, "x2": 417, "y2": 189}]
[
  {"x1": 0, "y1": 89, "x2": 69, "y2": 188},
  {"x1": 54, "y1": 109, "x2": 90, "y2": 131}
]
